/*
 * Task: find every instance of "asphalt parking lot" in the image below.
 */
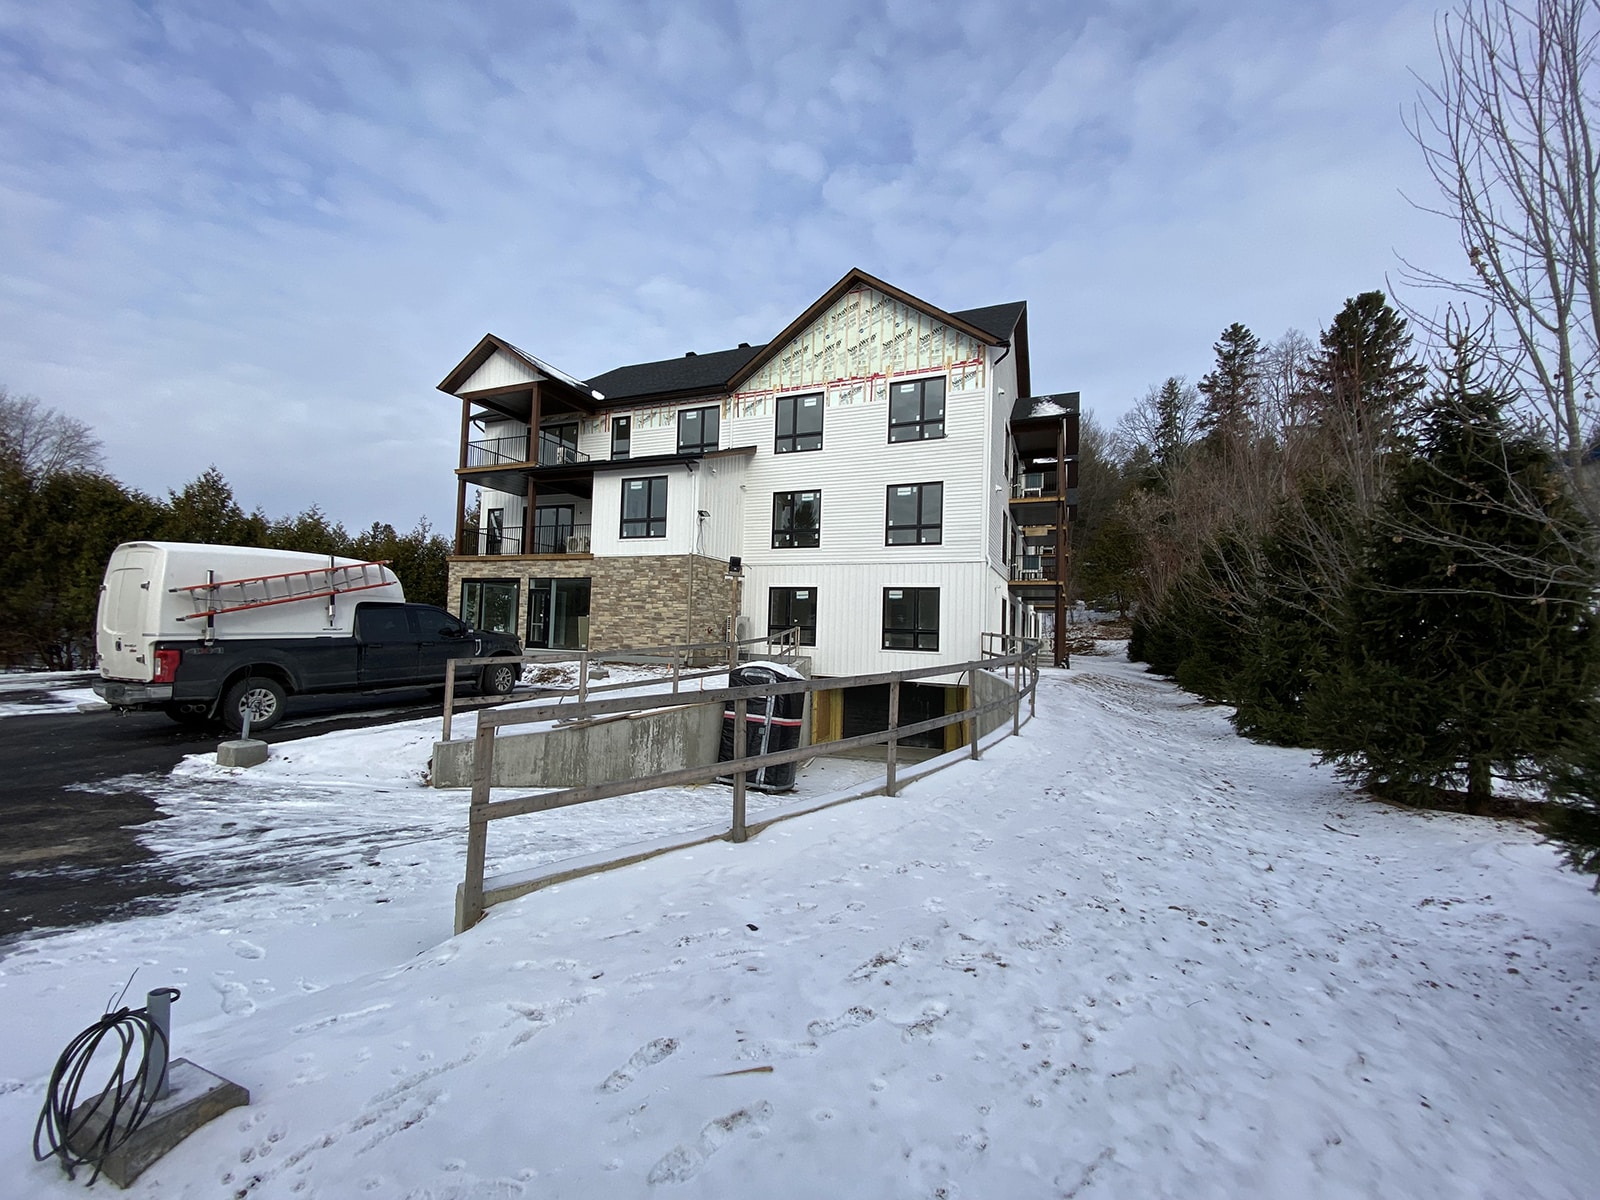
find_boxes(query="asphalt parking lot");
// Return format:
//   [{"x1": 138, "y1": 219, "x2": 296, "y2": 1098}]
[{"x1": 0, "y1": 681, "x2": 498, "y2": 940}]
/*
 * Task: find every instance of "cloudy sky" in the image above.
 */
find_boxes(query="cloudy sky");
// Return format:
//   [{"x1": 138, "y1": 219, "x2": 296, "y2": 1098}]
[{"x1": 0, "y1": 0, "x2": 1465, "y2": 530}]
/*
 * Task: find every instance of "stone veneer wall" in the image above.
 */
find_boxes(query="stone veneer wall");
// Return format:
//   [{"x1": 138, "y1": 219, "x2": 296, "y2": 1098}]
[{"x1": 447, "y1": 555, "x2": 734, "y2": 651}]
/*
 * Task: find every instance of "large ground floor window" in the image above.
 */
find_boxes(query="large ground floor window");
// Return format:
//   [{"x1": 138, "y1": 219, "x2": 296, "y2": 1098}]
[
  {"x1": 767, "y1": 586, "x2": 817, "y2": 646},
  {"x1": 526, "y1": 577, "x2": 591, "y2": 649},
  {"x1": 882, "y1": 586, "x2": 939, "y2": 651},
  {"x1": 462, "y1": 578, "x2": 519, "y2": 635}
]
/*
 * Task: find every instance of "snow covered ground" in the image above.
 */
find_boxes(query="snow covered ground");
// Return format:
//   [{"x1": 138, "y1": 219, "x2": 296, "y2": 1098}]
[
  {"x1": 2, "y1": 649, "x2": 1597, "y2": 1198},
  {"x1": 0, "y1": 670, "x2": 101, "y2": 716}
]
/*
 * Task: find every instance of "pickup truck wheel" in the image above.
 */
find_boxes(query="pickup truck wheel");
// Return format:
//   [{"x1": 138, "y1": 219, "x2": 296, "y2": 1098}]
[
  {"x1": 479, "y1": 662, "x2": 518, "y2": 696},
  {"x1": 223, "y1": 677, "x2": 287, "y2": 733}
]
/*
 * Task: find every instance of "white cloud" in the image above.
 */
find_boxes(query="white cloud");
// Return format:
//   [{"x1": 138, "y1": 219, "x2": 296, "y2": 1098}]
[{"x1": 0, "y1": 0, "x2": 1470, "y2": 526}]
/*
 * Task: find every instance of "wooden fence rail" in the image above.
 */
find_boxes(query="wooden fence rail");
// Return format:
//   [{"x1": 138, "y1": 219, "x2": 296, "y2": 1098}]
[
  {"x1": 454, "y1": 635, "x2": 1041, "y2": 933},
  {"x1": 439, "y1": 629, "x2": 802, "y2": 743}
]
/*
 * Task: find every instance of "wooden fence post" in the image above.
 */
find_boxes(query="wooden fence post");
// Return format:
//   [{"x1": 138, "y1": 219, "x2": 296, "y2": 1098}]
[
  {"x1": 442, "y1": 658, "x2": 458, "y2": 743},
  {"x1": 886, "y1": 680, "x2": 900, "y2": 797},
  {"x1": 458, "y1": 712, "x2": 497, "y2": 933},
  {"x1": 968, "y1": 670, "x2": 981, "y2": 761},
  {"x1": 731, "y1": 697, "x2": 747, "y2": 843}
]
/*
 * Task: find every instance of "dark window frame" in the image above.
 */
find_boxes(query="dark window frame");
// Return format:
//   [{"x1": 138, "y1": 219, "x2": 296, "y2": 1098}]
[
  {"x1": 611, "y1": 415, "x2": 631, "y2": 460},
  {"x1": 526, "y1": 575, "x2": 592, "y2": 650},
  {"x1": 768, "y1": 586, "x2": 818, "y2": 647},
  {"x1": 772, "y1": 490, "x2": 822, "y2": 549},
  {"x1": 885, "y1": 481, "x2": 943, "y2": 546},
  {"x1": 620, "y1": 476, "x2": 668, "y2": 539},
  {"x1": 882, "y1": 587, "x2": 939, "y2": 652},
  {"x1": 887, "y1": 376, "x2": 947, "y2": 443},
  {"x1": 677, "y1": 405, "x2": 720, "y2": 455},
  {"x1": 775, "y1": 391, "x2": 824, "y2": 454},
  {"x1": 461, "y1": 578, "x2": 521, "y2": 636}
]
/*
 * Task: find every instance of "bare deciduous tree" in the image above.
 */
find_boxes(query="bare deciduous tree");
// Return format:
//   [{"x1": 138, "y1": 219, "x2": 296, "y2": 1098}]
[
  {"x1": 1404, "y1": 0, "x2": 1600, "y2": 472},
  {"x1": 0, "y1": 386, "x2": 104, "y2": 479}
]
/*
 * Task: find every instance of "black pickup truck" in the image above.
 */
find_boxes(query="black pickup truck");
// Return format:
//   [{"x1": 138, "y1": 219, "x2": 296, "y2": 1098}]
[{"x1": 95, "y1": 601, "x2": 523, "y2": 733}]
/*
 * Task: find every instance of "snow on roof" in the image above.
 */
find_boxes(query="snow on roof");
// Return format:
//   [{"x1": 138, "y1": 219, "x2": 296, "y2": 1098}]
[
  {"x1": 501, "y1": 337, "x2": 606, "y2": 400},
  {"x1": 1030, "y1": 398, "x2": 1068, "y2": 417}
]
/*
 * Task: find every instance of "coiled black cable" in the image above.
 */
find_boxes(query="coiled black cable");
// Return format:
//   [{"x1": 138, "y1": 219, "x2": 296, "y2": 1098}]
[{"x1": 33, "y1": 986, "x2": 181, "y2": 1185}]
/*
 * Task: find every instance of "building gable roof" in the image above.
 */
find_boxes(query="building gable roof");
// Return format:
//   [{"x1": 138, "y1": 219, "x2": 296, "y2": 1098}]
[
  {"x1": 726, "y1": 268, "x2": 1015, "y2": 392},
  {"x1": 444, "y1": 272, "x2": 1030, "y2": 410},
  {"x1": 438, "y1": 333, "x2": 603, "y2": 401}
]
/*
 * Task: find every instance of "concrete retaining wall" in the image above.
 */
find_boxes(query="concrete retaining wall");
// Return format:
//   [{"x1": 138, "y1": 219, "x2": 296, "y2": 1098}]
[
  {"x1": 972, "y1": 668, "x2": 1017, "y2": 739},
  {"x1": 431, "y1": 699, "x2": 726, "y2": 789}
]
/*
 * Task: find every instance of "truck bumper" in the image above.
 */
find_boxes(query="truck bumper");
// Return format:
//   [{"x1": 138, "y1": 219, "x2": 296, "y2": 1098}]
[{"x1": 94, "y1": 679, "x2": 174, "y2": 706}]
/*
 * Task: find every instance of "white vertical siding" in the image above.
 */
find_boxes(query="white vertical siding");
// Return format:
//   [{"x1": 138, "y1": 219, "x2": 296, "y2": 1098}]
[
  {"x1": 747, "y1": 560, "x2": 1007, "y2": 677},
  {"x1": 590, "y1": 464, "x2": 698, "y2": 557},
  {"x1": 459, "y1": 351, "x2": 539, "y2": 393}
]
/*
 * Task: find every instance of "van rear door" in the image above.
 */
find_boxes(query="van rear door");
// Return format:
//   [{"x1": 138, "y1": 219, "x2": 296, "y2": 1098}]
[{"x1": 98, "y1": 545, "x2": 160, "y2": 681}]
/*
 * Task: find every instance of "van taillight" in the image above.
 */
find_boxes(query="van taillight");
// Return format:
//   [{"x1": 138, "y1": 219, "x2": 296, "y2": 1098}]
[{"x1": 153, "y1": 649, "x2": 181, "y2": 683}]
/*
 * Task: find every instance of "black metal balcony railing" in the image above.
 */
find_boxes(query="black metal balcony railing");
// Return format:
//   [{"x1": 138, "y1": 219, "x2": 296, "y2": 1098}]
[
  {"x1": 1011, "y1": 472, "x2": 1061, "y2": 499},
  {"x1": 462, "y1": 523, "x2": 594, "y2": 558},
  {"x1": 536, "y1": 431, "x2": 590, "y2": 466},
  {"x1": 1010, "y1": 555, "x2": 1062, "y2": 582},
  {"x1": 465, "y1": 432, "x2": 593, "y2": 469}
]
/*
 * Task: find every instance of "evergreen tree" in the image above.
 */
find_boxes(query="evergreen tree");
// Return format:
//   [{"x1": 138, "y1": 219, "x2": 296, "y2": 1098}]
[
  {"x1": 1309, "y1": 291, "x2": 1427, "y2": 443},
  {"x1": 162, "y1": 466, "x2": 266, "y2": 545},
  {"x1": 1196, "y1": 322, "x2": 1262, "y2": 447},
  {"x1": 1078, "y1": 514, "x2": 1141, "y2": 617},
  {"x1": 1152, "y1": 377, "x2": 1196, "y2": 476},
  {"x1": 1311, "y1": 336, "x2": 1600, "y2": 811}
]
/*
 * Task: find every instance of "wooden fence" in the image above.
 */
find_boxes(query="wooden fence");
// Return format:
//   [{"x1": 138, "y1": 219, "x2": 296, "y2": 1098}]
[
  {"x1": 438, "y1": 628, "x2": 802, "y2": 743},
  {"x1": 452, "y1": 635, "x2": 1041, "y2": 933}
]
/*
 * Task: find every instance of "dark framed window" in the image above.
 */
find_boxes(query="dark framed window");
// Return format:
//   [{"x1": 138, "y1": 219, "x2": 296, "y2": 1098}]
[
  {"x1": 620, "y1": 476, "x2": 668, "y2": 538},
  {"x1": 886, "y1": 482, "x2": 943, "y2": 545},
  {"x1": 538, "y1": 422, "x2": 580, "y2": 465},
  {"x1": 611, "y1": 415, "x2": 631, "y2": 460},
  {"x1": 677, "y1": 405, "x2": 720, "y2": 455},
  {"x1": 527, "y1": 577, "x2": 591, "y2": 649},
  {"x1": 768, "y1": 587, "x2": 817, "y2": 646},
  {"x1": 883, "y1": 587, "x2": 939, "y2": 651},
  {"x1": 888, "y1": 376, "x2": 946, "y2": 442},
  {"x1": 772, "y1": 490, "x2": 821, "y2": 548},
  {"x1": 531, "y1": 505, "x2": 575, "y2": 554},
  {"x1": 485, "y1": 508, "x2": 505, "y2": 555},
  {"x1": 775, "y1": 392, "x2": 823, "y2": 453},
  {"x1": 462, "y1": 578, "x2": 520, "y2": 635}
]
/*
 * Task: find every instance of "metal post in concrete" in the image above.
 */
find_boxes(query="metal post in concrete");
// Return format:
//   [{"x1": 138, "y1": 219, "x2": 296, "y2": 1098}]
[{"x1": 142, "y1": 987, "x2": 179, "y2": 1102}]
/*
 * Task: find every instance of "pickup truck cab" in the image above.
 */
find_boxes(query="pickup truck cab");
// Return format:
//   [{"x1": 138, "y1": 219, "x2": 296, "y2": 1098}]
[{"x1": 92, "y1": 543, "x2": 523, "y2": 732}]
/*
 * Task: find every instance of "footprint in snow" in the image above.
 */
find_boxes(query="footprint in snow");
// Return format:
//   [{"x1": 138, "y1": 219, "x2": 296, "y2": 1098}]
[
  {"x1": 210, "y1": 975, "x2": 255, "y2": 1015},
  {"x1": 230, "y1": 939, "x2": 266, "y2": 960},
  {"x1": 601, "y1": 1038, "x2": 679, "y2": 1092},
  {"x1": 806, "y1": 1006, "x2": 876, "y2": 1038},
  {"x1": 646, "y1": 1101, "x2": 772, "y2": 1185}
]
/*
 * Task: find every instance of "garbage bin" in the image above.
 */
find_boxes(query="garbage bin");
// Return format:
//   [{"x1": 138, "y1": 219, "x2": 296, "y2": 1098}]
[{"x1": 717, "y1": 664, "x2": 804, "y2": 792}]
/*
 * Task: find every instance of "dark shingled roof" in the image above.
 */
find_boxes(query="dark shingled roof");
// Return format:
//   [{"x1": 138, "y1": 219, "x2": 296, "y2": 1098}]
[
  {"x1": 1010, "y1": 392, "x2": 1080, "y2": 423},
  {"x1": 585, "y1": 343, "x2": 768, "y2": 402},
  {"x1": 950, "y1": 301, "x2": 1026, "y2": 341}
]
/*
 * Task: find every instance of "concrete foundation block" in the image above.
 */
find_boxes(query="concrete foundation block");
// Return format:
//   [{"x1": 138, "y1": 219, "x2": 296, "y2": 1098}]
[
  {"x1": 66, "y1": 1058, "x2": 249, "y2": 1188},
  {"x1": 217, "y1": 739, "x2": 269, "y2": 768}
]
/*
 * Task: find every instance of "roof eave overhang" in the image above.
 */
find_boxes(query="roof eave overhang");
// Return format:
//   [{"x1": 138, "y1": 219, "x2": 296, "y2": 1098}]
[{"x1": 439, "y1": 333, "x2": 600, "y2": 413}]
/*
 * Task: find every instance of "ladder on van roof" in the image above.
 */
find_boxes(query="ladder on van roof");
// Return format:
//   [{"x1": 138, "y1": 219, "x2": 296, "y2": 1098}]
[{"x1": 172, "y1": 560, "x2": 395, "y2": 622}]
